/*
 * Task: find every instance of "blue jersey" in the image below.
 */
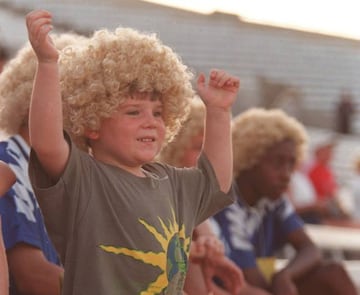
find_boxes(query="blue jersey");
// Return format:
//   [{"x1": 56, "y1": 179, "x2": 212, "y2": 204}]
[
  {"x1": 0, "y1": 135, "x2": 60, "y2": 295},
  {"x1": 214, "y1": 184, "x2": 304, "y2": 269}
]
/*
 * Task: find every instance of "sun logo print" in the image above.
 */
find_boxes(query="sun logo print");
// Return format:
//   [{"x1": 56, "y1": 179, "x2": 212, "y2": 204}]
[{"x1": 100, "y1": 210, "x2": 191, "y2": 294}]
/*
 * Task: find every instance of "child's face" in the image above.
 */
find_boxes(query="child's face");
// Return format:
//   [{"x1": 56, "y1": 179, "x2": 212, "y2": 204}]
[
  {"x1": 91, "y1": 94, "x2": 166, "y2": 172},
  {"x1": 179, "y1": 130, "x2": 204, "y2": 168},
  {"x1": 248, "y1": 139, "x2": 296, "y2": 201}
]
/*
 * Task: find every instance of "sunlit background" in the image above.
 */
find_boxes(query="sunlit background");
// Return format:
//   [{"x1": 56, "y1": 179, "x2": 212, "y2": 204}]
[{"x1": 145, "y1": 0, "x2": 360, "y2": 40}]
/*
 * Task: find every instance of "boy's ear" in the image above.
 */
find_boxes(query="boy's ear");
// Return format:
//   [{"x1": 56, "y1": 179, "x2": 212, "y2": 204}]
[{"x1": 84, "y1": 129, "x2": 99, "y2": 140}]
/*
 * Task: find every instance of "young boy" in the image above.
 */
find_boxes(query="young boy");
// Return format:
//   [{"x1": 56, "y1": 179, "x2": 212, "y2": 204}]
[
  {"x1": 0, "y1": 161, "x2": 16, "y2": 295},
  {"x1": 0, "y1": 32, "x2": 86, "y2": 295},
  {"x1": 26, "y1": 9, "x2": 239, "y2": 294},
  {"x1": 214, "y1": 108, "x2": 357, "y2": 295}
]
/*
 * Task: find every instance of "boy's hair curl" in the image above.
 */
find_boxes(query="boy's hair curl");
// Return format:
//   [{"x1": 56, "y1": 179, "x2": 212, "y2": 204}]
[
  {"x1": 232, "y1": 108, "x2": 308, "y2": 177},
  {"x1": 60, "y1": 27, "x2": 195, "y2": 151},
  {"x1": 0, "y1": 33, "x2": 87, "y2": 135},
  {"x1": 158, "y1": 97, "x2": 205, "y2": 167}
]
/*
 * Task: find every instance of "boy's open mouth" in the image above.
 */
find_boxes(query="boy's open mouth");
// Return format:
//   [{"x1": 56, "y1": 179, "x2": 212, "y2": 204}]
[{"x1": 138, "y1": 137, "x2": 155, "y2": 142}]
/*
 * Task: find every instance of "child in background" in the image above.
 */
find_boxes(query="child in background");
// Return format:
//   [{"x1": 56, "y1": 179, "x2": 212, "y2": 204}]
[
  {"x1": 214, "y1": 108, "x2": 357, "y2": 295},
  {"x1": 0, "y1": 161, "x2": 16, "y2": 295},
  {"x1": 0, "y1": 32, "x2": 86, "y2": 295},
  {"x1": 26, "y1": 9, "x2": 239, "y2": 295}
]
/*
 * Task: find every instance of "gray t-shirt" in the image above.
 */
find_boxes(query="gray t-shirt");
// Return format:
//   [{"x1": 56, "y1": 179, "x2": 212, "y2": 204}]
[{"x1": 29, "y1": 136, "x2": 233, "y2": 294}]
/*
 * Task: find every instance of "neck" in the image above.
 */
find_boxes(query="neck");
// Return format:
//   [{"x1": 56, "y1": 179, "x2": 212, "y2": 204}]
[
  {"x1": 235, "y1": 173, "x2": 259, "y2": 206},
  {"x1": 92, "y1": 150, "x2": 146, "y2": 177}
]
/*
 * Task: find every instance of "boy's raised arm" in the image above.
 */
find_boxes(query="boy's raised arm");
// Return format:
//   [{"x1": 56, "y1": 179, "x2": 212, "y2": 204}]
[
  {"x1": 26, "y1": 10, "x2": 69, "y2": 180},
  {"x1": 197, "y1": 70, "x2": 239, "y2": 193}
]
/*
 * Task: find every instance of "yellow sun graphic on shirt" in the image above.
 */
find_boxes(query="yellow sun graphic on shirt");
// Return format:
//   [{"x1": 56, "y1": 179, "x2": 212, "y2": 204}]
[{"x1": 99, "y1": 210, "x2": 191, "y2": 294}]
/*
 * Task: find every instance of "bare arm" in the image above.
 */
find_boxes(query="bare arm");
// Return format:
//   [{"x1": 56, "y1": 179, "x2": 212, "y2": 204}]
[
  {"x1": 26, "y1": 9, "x2": 69, "y2": 181},
  {"x1": 242, "y1": 267, "x2": 270, "y2": 291},
  {"x1": 197, "y1": 70, "x2": 239, "y2": 193},
  {"x1": 7, "y1": 244, "x2": 64, "y2": 295},
  {"x1": 276, "y1": 228, "x2": 321, "y2": 280},
  {"x1": 0, "y1": 161, "x2": 16, "y2": 196},
  {"x1": 271, "y1": 228, "x2": 321, "y2": 295}
]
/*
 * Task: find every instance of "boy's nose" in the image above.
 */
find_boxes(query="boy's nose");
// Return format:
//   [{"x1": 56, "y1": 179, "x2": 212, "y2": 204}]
[{"x1": 143, "y1": 112, "x2": 157, "y2": 127}]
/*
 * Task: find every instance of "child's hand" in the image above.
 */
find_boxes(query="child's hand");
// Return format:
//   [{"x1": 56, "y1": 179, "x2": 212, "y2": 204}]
[
  {"x1": 190, "y1": 236, "x2": 243, "y2": 294},
  {"x1": 26, "y1": 9, "x2": 59, "y2": 63},
  {"x1": 201, "y1": 255, "x2": 244, "y2": 295},
  {"x1": 197, "y1": 235, "x2": 224, "y2": 258},
  {"x1": 197, "y1": 69, "x2": 240, "y2": 111},
  {"x1": 190, "y1": 235, "x2": 224, "y2": 264}
]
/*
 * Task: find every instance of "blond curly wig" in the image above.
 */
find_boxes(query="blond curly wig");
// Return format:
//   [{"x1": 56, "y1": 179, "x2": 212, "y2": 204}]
[
  {"x1": 232, "y1": 108, "x2": 308, "y2": 177},
  {"x1": 0, "y1": 33, "x2": 87, "y2": 135},
  {"x1": 158, "y1": 97, "x2": 205, "y2": 167},
  {"x1": 59, "y1": 27, "x2": 195, "y2": 151}
]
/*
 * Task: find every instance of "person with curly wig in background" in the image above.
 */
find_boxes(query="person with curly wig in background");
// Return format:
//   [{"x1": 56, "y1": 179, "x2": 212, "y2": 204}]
[
  {"x1": 26, "y1": 9, "x2": 240, "y2": 295},
  {"x1": 0, "y1": 32, "x2": 87, "y2": 295},
  {"x1": 214, "y1": 108, "x2": 357, "y2": 295}
]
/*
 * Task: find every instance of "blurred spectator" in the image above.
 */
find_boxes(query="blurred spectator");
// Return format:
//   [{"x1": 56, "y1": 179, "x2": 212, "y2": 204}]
[
  {"x1": 288, "y1": 165, "x2": 325, "y2": 224},
  {"x1": 214, "y1": 108, "x2": 358, "y2": 295},
  {"x1": 0, "y1": 33, "x2": 87, "y2": 295},
  {"x1": 303, "y1": 137, "x2": 360, "y2": 230},
  {"x1": 336, "y1": 89, "x2": 355, "y2": 134},
  {"x1": 345, "y1": 156, "x2": 360, "y2": 221},
  {"x1": 308, "y1": 139, "x2": 337, "y2": 199}
]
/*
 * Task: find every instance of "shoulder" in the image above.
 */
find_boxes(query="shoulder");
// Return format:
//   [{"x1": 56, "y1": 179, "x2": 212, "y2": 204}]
[
  {"x1": 274, "y1": 197, "x2": 295, "y2": 215},
  {"x1": 0, "y1": 139, "x2": 10, "y2": 155},
  {"x1": 144, "y1": 161, "x2": 198, "y2": 179},
  {"x1": 215, "y1": 201, "x2": 248, "y2": 225},
  {"x1": 0, "y1": 141, "x2": 9, "y2": 160},
  {"x1": 0, "y1": 138, "x2": 20, "y2": 164}
]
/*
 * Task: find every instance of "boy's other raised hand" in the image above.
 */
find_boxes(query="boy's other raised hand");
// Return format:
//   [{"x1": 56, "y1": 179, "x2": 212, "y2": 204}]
[
  {"x1": 26, "y1": 9, "x2": 59, "y2": 63},
  {"x1": 197, "y1": 69, "x2": 240, "y2": 111}
]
